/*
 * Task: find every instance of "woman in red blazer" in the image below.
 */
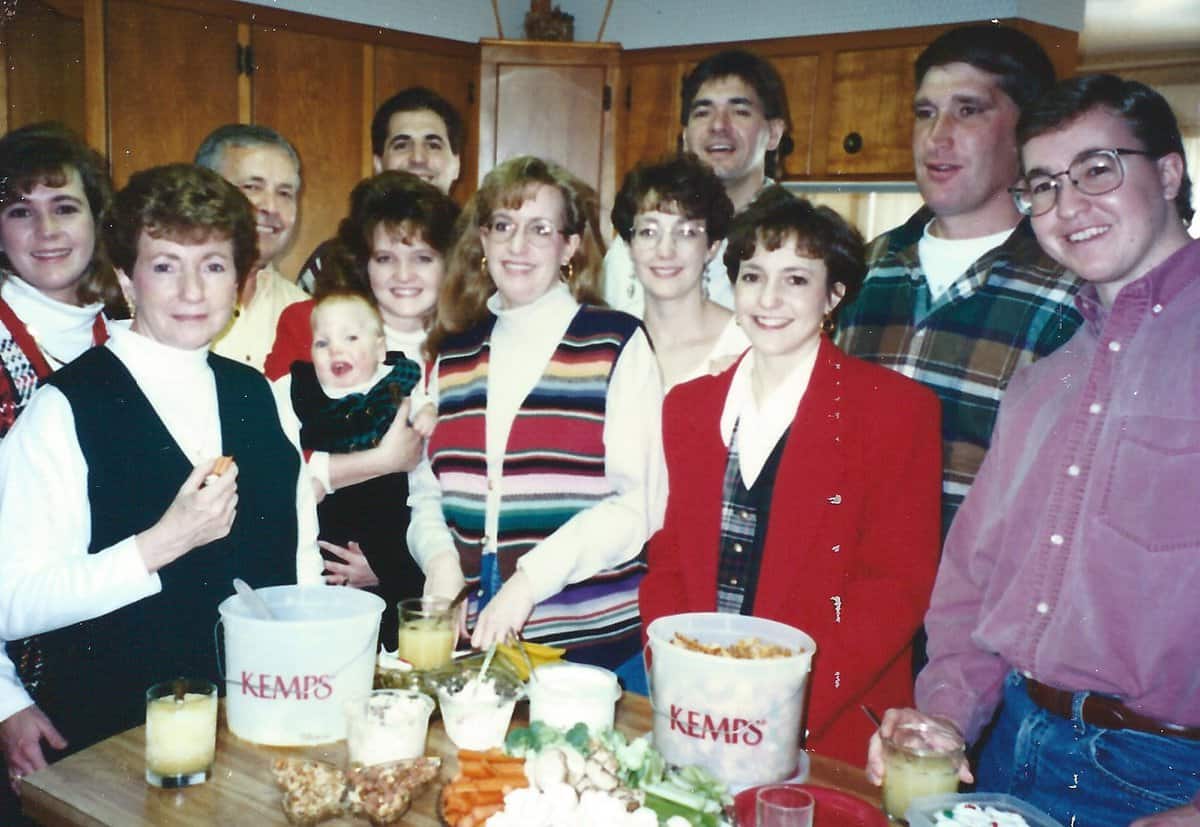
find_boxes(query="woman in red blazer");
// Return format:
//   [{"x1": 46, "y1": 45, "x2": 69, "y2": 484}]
[{"x1": 640, "y1": 190, "x2": 941, "y2": 767}]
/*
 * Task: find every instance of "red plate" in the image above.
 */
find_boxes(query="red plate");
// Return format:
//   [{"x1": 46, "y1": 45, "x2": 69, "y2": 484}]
[{"x1": 734, "y1": 784, "x2": 888, "y2": 827}]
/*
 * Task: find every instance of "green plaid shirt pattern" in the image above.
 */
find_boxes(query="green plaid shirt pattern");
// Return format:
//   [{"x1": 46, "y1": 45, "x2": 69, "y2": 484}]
[{"x1": 836, "y1": 209, "x2": 1083, "y2": 536}]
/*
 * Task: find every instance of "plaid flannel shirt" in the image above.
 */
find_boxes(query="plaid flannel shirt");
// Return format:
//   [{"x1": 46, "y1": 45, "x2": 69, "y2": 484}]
[{"x1": 836, "y1": 208, "x2": 1083, "y2": 536}]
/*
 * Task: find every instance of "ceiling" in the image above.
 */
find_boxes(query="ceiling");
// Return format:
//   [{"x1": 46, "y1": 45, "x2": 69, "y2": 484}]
[{"x1": 1079, "y1": 0, "x2": 1200, "y2": 60}]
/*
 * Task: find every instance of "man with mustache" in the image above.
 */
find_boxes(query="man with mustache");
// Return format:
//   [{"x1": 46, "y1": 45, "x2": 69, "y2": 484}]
[
  {"x1": 836, "y1": 25, "x2": 1083, "y2": 541},
  {"x1": 296, "y1": 87, "x2": 464, "y2": 294},
  {"x1": 196, "y1": 124, "x2": 309, "y2": 372},
  {"x1": 603, "y1": 49, "x2": 789, "y2": 316}
]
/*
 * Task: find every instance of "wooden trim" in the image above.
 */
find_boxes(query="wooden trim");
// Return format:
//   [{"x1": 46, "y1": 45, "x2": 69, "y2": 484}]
[
  {"x1": 0, "y1": 40, "x2": 7, "y2": 135},
  {"x1": 82, "y1": 0, "x2": 106, "y2": 151},
  {"x1": 123, "y1": 0, "x2": 477, "y2": 57},
  {"x1": 362, "y1": 42, "x2": 375, "y2": 177},
  {"x1": 237, "y1": 21, "x2": 251, "y2": 123},
  {"x1": 480, "y1": 39, "x2": 621, "y2": 67}
]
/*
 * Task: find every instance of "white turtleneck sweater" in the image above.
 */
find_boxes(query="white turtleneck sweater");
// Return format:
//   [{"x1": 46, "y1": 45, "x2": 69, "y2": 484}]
[
  {"x1": 407, "y1": 283, "x2": 667, "y2": 604},
  {"x1": 0, "y1": 274, "x2": 105, "y2": 369},
  {"x1": 0, "y1": 325, "x2": 321, "y2": 720}
]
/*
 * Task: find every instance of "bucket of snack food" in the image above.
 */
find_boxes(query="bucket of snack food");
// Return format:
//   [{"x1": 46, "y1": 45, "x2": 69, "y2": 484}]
[
  {"x1": 644, "y1": 612, "x2": 816, "y2": 787},
  {"x1": 217, "y1": 585, "x2": 384, "y2": 745}
]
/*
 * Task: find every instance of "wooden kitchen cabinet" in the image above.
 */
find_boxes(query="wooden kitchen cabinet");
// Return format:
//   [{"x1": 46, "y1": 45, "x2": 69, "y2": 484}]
[
  {"x1": 105, "y1": 0, "x2": 239, "y2": 186},
  {"x1": 0, "y1": 0, "x2": 85, "y2": 135},
  {"x1": 478, "y1": 39, "x2": 621, "y2": 235}
]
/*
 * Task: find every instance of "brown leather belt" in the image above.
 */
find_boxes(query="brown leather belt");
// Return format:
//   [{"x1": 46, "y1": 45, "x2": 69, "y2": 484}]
[{"x1": 1025, "y1": 678, "x2": 1200, "y2": 741}]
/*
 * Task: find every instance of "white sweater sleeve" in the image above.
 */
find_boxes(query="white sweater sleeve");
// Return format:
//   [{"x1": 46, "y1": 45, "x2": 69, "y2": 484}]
[
  {"x1": 268, "y1": 375, "x2": 324, "y2": 585},
  {"x1": 516, "y1": 329, "x2": 667, "y2": 603},
  {"x1": 0, "y1": 386, "x2": 161, "y2": 643},
  {"x1": 405, "y1": 363, "x2": 457, "y2": 570}
]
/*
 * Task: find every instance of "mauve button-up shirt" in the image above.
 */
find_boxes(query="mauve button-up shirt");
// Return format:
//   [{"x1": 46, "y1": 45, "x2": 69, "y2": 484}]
[{"x1": 917, "y1": 238, "x2": 1200, "y2": 744}]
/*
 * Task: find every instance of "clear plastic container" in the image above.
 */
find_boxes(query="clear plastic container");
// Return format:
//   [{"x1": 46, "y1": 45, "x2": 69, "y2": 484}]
[
  {"x1": 528, "y1": 663, "x2": 620, "y2": 733},
  {"x1": 881, "y1": 720, "x2": 965, "y2": 820},
  {"x1": 905, "y1": 793, "x2": 1065, "y2": 827}
]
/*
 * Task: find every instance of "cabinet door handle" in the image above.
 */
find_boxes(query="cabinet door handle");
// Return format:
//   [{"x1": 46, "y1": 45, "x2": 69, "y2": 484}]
[{"x1": 843, "y1": 132, "x2": 863, "y2": 154}]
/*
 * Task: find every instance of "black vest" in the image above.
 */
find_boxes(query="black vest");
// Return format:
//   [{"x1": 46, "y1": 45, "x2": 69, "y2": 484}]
[{"x1": 36, "y1": 347, "x2": 299, "y2": 754}]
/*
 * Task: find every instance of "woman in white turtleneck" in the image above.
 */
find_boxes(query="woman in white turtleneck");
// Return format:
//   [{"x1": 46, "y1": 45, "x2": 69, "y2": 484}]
[
  {"x1": 0, "y1": 124, "x2": 121, "y2": 442},
  {"x1": 0, "y1": 164, "x2": 320, "y2": 782},
  {"x1": 411, "y1": 157, "x2": 666, "y2": 673},
  {"x1": 611, "y1": 153, "x2": 749, "y2": 392}
]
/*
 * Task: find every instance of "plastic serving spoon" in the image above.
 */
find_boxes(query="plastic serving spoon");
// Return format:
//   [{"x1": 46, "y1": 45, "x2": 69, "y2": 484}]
[{"x1": 233, "y1": 578, "x2": 275, "y2": 620}]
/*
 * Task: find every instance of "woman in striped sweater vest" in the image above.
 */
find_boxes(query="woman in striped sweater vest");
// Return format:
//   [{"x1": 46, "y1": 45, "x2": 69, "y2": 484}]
[{"x1": 410, "y1": 156, "x2": 667, "y2": 671}]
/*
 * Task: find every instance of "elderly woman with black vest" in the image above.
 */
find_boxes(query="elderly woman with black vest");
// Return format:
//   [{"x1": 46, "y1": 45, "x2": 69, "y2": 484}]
[{"x1": 0, "y1": 163, "x2": 321, "y2": 772}]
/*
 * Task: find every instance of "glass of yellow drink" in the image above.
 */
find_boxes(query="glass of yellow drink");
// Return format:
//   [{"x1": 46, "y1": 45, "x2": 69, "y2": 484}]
[
  {"x1": 145, "y1": 678, "x2": 218, "y2": 788},
  {"x1": 881, "y1": 720, "x2": 965, "y2": 822},
  {"x1": 397, "y1": 597, "x2": 456, "y2": 670}
]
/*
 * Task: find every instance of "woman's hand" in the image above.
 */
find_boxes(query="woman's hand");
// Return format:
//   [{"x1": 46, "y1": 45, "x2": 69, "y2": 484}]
[
  {"x1": 2, "y1": 705, "x2": 66, "y2": 793},
  {"x1": 135, "y1": 458, "x2": 238, "y2": 573},
  {"x1": 319, "y1": 540, "x2": 379, "y2": 588},
  {"x1": 423, "y1": 552, "x2": 468, "y2": 638},
  {"x1": 471, "y1": 571, "x2": 534, "y2": 650},
  {"x1": 372, "y1": 399, "x2": 421, "y2": 475},
  {"x1": 866, "y1": 707, "x2": 974, "y2": 786}
]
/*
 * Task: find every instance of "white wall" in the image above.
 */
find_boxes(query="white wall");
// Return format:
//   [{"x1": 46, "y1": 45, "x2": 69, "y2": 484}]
[{"x1": 239, "y1": 0, "x2": 1083, "y2": 47}]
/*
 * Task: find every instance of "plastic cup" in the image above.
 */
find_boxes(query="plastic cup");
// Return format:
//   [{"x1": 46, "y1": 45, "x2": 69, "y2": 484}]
[
  {"x1": 756, "y1": 785, "x2": 815, "y2": 827},
  {"x1": 397, "y1": 597, "x2": 455, "y2": 670},
  {"x1": 145, "y1": 678, "x2": 218, "y2": 788},
  {"x1": 344, "y1": 689, "x2": 435, "y2": 766},
  {"x1": 881, "y1": 720, "x2": 965, "y2": 822}
]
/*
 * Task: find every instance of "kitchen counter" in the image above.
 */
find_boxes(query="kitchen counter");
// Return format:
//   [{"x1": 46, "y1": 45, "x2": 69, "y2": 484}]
[{"x1": 20, "y1": 692, "x2": 881, "y2": 825}]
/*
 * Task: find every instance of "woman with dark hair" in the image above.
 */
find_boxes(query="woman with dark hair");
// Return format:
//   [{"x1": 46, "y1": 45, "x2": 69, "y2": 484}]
[
  {"x1": 0, "y1": 121, "x2": 122, "y2": 815},
  {"x1": 264, "y1": 171, "x2": 460, "y2": 612},
  {"x1": 640, "y1": 189, "x2": 942, "y2": 765},
  {"x1": 612, "y1": 153, "x2": 748, "y2": 390},
  {"x1": 411, "y1": 156, "x2": 666, "y2": 672},
  {"x1": 0, "y1": 164, "x2": 321, "y2": 774}
]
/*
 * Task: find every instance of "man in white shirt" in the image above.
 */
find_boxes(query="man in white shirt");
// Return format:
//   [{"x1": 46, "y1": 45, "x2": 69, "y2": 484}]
[
  {"x1": 196, "y1": 124, "x2": 309, "y2": 372},
  {"x1": 603, "y1": 49, "x2": 789, "y2": 315}
]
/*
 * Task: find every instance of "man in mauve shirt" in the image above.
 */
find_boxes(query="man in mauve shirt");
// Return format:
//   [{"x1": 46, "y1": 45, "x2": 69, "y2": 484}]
[{"x1": 868, "y1": 75, "x2": 1199, "y2": 826}]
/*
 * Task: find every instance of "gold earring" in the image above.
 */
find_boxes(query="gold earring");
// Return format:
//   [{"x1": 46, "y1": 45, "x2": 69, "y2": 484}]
[
  {"x1": 821, "y1": 313, "x2": 835, "y2": 336},
  {"x1": 126, "y1": 294, "x2": 136, "y2": 320},
  {"x1": 562, "y1": 260, "x2": 574, "y2": 282},
  {"x1": 479, "y1": 255, "x2": 488, "y2": 279}
]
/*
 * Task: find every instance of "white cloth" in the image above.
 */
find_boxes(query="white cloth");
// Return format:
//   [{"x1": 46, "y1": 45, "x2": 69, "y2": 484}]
[
  {"x1": 666, "y1": 315, "x2": 751, "y2": 392},
  {"x1": 408, "y1": 283, "x2": 667, "y2": 604},
  {"x1": 719, "y1": 345, "x2": 819, "y2": 488},
  {"x1": 602, "y1": 236, "x2": 735, "y2": 318},
  {"x1": 0, "y1": 325, "x2": 322, "y2": 721},
  {"x1": 1, "y1": 275, "x2": 104, "y2": 367},
  {"x1": 211, "y1": 263, "x2": 309, "y2": 371},
  {"x1": 917, "y1": 220, "x2": 1016, "y2": 300}
]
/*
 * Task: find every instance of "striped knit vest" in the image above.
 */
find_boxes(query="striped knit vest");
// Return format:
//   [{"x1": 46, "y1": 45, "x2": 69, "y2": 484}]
[{"x1": 429, "y1": 305, "x2": 646, "y2": 660}]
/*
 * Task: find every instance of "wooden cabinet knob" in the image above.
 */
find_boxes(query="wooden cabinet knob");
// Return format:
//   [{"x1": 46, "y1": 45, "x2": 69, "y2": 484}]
[{"x1": 842, "y1": 132, "x2": 863, "y2": 154}]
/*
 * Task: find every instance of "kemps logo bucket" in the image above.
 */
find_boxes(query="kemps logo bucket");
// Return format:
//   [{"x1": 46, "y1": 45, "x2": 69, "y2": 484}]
[
  {"x1": 217, "y1": 585, "x2": 383, "y2": 745},
  {"x1": 645, "y1": 613, "x2": 815, "y2": 787}
]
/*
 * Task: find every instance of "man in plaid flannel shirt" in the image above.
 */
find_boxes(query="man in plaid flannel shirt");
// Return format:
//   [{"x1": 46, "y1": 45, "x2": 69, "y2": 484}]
[{"x1": 837, "y1": 25, "x2": 1083, "y2": 538}]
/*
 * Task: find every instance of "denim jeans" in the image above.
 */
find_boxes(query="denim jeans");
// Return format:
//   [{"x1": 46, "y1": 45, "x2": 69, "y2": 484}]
[{"x1": 975, "y1": 672, "x2": 1200, "y2": 826}]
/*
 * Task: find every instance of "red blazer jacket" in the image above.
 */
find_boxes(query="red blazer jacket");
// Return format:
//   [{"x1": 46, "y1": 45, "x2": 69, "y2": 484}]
[{"x1": 640, "y1": 337, "x2": 942, "y2": 766}]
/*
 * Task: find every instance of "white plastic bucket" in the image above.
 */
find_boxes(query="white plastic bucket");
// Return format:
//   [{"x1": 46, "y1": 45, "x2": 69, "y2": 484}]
[
  {"x1": 644, "y1": 613, "x2": 816, "y2": 787},
  {"x1": 217, "y1": 585, "x2": 384, "y2": 745},
  {"x1": 528, "y1": 663, "x2": 621, "y2": 733}
]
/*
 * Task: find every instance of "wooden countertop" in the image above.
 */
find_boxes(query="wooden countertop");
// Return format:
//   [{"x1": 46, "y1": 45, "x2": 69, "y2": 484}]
[{"x1": 20, "y1": 693, "x2": 881, "y2": 825}]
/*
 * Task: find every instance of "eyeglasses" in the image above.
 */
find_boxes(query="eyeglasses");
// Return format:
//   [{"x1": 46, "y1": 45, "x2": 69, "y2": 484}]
[
  {"x1": 1010, "y1": 148, "x2": 1155, "y2": 217},
  {"x1": 481, "y1": 216, "x2": 566, "y2": 248},
  {"x1": 629, "y1": 219, "x2": 708, "y2": 249}
]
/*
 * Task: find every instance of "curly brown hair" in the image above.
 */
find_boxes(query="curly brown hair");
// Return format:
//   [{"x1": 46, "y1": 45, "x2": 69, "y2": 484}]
[
  {"x1": 318, "y1": 170, "x2": 460, "y2": 300},
  {"x1": 427, "y1": 156, "x2": 606, "y2": 357},
  {"x1": 103, "y1": 163, "x2": 259, "y2": 292},
  {"x1": 0, "y1": 122, "x2": 121, "y2": 310},
  {"x1": 611, "y1": 152, "x2": 734, "y2": 244}
]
